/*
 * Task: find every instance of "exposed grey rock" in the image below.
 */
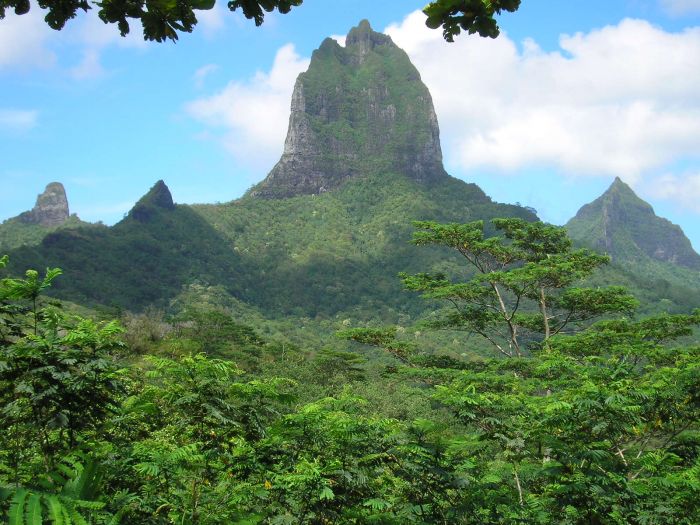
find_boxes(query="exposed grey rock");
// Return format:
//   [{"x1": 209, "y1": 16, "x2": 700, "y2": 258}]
[
  {"x1": 19, "y1": 182, "x2": 70, "y2": 227},
  {"x1": 252, "y1": 20, "x2": 447, "y2": 198}
]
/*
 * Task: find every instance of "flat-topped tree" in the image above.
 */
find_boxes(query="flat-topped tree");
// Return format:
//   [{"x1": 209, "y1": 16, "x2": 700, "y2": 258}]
[{"x1": 401, "y1": 218, "x2": 638, "y2": 357}]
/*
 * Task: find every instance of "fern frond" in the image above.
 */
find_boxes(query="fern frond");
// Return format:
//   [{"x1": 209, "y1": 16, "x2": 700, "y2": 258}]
[
  {"x1": 67, "y1": 506, "x2": 88, "y2": 525},
  {"x1": 9, "y1": 489, "x2": 28, "y2": 525},
  {"x1": 25, "y1": 494, "x2": 43, "y2": 525},
  {"x1": 62, "y1": 459, "x2": 101, "y2": 501},
  {"x1": 46, "y1": 495, "x2": 65, "y2": 525}
]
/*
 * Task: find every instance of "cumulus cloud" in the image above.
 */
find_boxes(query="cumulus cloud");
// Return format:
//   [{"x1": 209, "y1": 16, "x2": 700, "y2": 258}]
[
  {"x1": 0, "y1": 7, "x2": 148, "y2": 77},
  {"x1": 0, "y1": 108, "x2": 39, "y2": 132},
  {"x1": 385, "y1": 12, "x2": 700, "y2": 185},
  {"x1": 330, "y1": 34, "x2": 346, "y2": 47},
  {"x1": 66, "y1": 12, "x2": 148, "y2": 79},
  {"x1": 0, "y1": 9, "x2": 56, "y2": 70},
  {"x1": 185, "y1": 44, "x2": 309, "y2": 169},
  {"x1": 644, "y1": 172, "x2": 700, "y2": 212},
  {"x1": 196, "y1": 4, "x2": 227, "y2": 38},
  {"x1": 660, "y1": 0, "x2": 700, "y2": 15}
]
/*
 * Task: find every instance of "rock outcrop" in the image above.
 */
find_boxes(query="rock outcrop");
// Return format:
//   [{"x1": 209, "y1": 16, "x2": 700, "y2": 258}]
[
  {"x1": 19, "y1": 182, "x2": 70, "y2": 227},
  {"x1": 567, "y1": 177, "x2": 700, "y2": 270},
  {"x1": 252, "y1": 20, "x2": 447, "y2": 198}
]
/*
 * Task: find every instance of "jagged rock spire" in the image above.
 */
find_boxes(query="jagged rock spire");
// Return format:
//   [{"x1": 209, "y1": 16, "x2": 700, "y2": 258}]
[
  {"x1": 19, "y1": 182, "x2": 70, "y2": 227},
  {"x1": 252, "y1": 20, "x2": 447, "y2": 198}
]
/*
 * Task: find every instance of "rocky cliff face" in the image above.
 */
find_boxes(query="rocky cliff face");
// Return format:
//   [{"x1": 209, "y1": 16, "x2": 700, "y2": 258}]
[
  {"x1": 567, "y1": 177, "x2": 700, "y2": 270},
  {"x1": 19, "y1": 182, "x2": 70, "y2": 227},
  {"x1": 252, "y1": 20, "x2": 447, "y2": 198}
]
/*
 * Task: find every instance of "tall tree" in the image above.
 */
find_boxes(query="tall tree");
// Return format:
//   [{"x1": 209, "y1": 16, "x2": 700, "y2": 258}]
[{"x1": 401, "y1": 219, "x2": 637, "y2": 357}]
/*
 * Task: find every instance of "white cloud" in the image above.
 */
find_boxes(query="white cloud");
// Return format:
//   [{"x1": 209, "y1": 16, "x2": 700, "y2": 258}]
[
  {"x1": 330, "y1": 34, "x2": 346, "y2": 47},
  {"x1": 644, "y1": 172, "x2": 700, "y2": 212},
  {"x1": 193, "y1": 63, "x2": 220, "y2": 88},
  {"x1": 0, "y1": 108, "x2": 39, "y2": 132},
  {"x1": 196, "y1": 4, "x2": 226, "y2": 38},
  {"x1": 65, "y1": 12, "x2": 148, "y2": 79},
  {"x1": 0, "y1": 9, "x2": 56, "y2": 69},
  {"x1": 185, "y1": 44, "x2": 310, "y2": 170},
  {"x1": 0, "y1": 7, "x2": 147, "y2": 77},
  {"x1": 384, "y1": 12, "x2": 700, "y2": 187},
  {"x1": 78, "y1": 11, "x2": 147, "y2": 50},
  {"x1": 660, "y1": 0, "x2": 700, "y2": 15}
]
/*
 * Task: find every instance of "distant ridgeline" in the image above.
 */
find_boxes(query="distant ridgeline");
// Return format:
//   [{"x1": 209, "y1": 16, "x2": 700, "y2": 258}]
[
  {"x1": 566, "y1": 178, "x2": 700, "y2": 310},
  {"x1": 2, "y1": 21, "x2": 699, "y2": 318},
  {"x1": 567, "y1": 177, "x2": 700, "y2": 270}
]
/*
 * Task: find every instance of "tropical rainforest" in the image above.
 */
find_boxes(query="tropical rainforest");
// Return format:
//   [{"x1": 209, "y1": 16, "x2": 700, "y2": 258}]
[
  {"x1": 2, "y1": 15, "x2": 700, "y2": 525},
  {"x1": 1, "y1": 214, "x2": 699, "y2": 524}
]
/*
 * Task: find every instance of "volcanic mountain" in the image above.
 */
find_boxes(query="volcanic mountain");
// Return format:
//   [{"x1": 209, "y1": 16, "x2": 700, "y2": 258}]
[
  {"x1": 2, "y1": 21, "x2": 537, "y2": 316},
  {"x1": 252, "y1": 19, "x2": 447, "y2": 198},
  {"x1": 567, "y1": 177, "x2": 700, "y2": 270}
]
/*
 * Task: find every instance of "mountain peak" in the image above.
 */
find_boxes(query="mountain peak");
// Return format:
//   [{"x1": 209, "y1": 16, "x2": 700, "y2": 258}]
[
  {"x1": 608, "y1": 176, "x2": 637, "y2": 194},
  {"x1": 567, "y1": 177, "x2": 700, "y2": 270},
  {"x1": 251, "y1": 21, "x2": 447, "y2": 198},
  {"x1": 345, "y1": 19, "x2": 392, "y2": 61},
  {"x1": 129, "y1": 180, "x2": 175, "y2": 222},
  {"x1": 19, "y1": 182, "x2": 70, "y2": 227}
]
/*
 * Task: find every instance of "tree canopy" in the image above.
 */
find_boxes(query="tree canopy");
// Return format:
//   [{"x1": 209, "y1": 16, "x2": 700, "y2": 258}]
[
  {"x1": 2, "y1": 210, "x2": 700, "y2": 523},
  {"x1": 0, "y1": 0, "x2": 522, "y2": 42}
]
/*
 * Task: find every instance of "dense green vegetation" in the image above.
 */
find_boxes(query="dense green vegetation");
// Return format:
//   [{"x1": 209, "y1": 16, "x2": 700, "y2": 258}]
[
  {"x1": 1, "y1": 216, "x2": 698, "y2": 524},
  {"x1": 5, "y1": 173, "x2": 535, "y2": 319},
  {"x1": 5, "y1": 172, "x2": 698, "y2": 326},
  {"x1": 0, "y1": 216, "x2": 89, "y2": 253}
]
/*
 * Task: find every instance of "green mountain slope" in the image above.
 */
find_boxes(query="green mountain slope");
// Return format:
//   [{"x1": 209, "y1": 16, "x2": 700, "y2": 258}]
[
  {"x1": 567, "y1": 177, "x2": 700, "y2": 311},
  {"x1": 195, "y1": 171, "x2": 536, "y2": 318},
  {"x1": 6, "y1": 174, "x2": 536, "y2": 318},
  {"x1": 7, "y1": 181, "x2": 254, "y2": 309},
  {"x1": 567, "y1": 177, "x2": 700, "y2": 269},
  {"x1": 0, "y1": 215, "x2": 89, "y2": 253},
  {"x1": 4, "y1": 22, "x2": 699, "y2": 321}
]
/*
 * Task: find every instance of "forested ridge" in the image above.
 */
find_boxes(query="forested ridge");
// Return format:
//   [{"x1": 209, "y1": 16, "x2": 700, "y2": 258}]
[{"x1": 1, "y1": 216, "x2": 699, "y2": 524}]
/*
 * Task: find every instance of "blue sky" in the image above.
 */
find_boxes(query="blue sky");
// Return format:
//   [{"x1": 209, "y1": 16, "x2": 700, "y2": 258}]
[{"x1": 1, "y1": 0, "x2": 700, "y2": 250}]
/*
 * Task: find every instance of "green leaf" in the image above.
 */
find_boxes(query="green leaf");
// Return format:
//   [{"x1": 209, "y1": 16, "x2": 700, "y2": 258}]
[
  {"x1": 46, "y1": 495, "x2": 65, "y2": 525},
  {"x1": 319, "y1": 486, "x2": 334, "y2": 501},
  {"x1": 9, "y1": 489, "x2": 28, "y2": 525},
  {"x1": 26, "y1": 494, "x2": 43, "y2": 525},
  {"x1": 192, "y1": 0, "x2": 216, "y2": 9}
]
